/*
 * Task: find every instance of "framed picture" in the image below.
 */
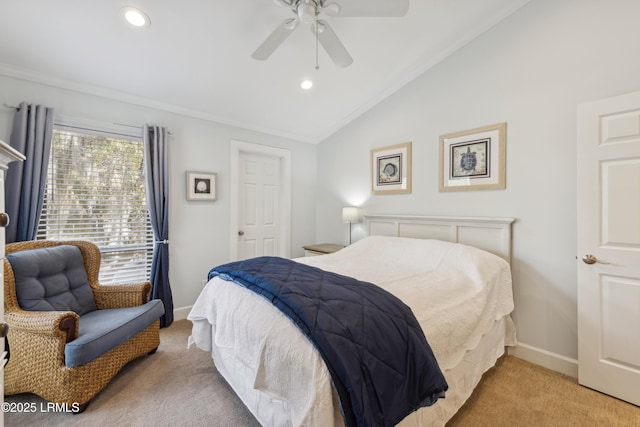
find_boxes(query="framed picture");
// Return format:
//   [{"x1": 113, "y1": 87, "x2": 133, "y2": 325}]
[
  {"x1": 439, "y1": 122, "x2": 506, "y2": 192},
  {"x1": 186, "y1": 171, "x2": 216, "y2": 201},
  {"x1": 371, "y1": 142, "x2": 412, "y2": 194}
]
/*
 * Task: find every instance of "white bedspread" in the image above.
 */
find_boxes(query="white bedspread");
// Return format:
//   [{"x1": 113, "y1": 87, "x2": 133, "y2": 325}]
[{"x1": 188, "y1": 236, "x2": 515, "y2": 426}]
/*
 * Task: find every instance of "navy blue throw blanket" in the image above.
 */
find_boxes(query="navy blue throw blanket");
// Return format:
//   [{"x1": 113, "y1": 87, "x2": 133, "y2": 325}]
[{"x1": 209, "y1": 257, "x2": 448, "y2": 427}]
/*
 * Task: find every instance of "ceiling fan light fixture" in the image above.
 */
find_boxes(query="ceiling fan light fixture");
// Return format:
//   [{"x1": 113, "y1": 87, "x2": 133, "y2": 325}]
[
  {"x1": 297, "y1": 1, "x2": 317, "y2": 25},
  {"x1": 300, "y1": 79, "x2": 313, "y2": 90},
  {"x1": 121, "y1": 6, "x2": 151, "y2": 28}
]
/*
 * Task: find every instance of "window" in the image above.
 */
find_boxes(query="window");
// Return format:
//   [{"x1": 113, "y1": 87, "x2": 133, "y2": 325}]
[{"x1": 37, "y1": 120, "x2": 153, "y2": 284}]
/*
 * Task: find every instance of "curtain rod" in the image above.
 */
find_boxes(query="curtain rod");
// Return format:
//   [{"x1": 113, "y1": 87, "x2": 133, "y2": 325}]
[
  {"x1": 3, "y1": 103, "x2": 21, "y2": 110},
  {"x1": 3, "y1": 104, "x2": 171, "y2": 135},
  {"x1": 116, "y1": 123, "x2": 173, "y2": 135}
]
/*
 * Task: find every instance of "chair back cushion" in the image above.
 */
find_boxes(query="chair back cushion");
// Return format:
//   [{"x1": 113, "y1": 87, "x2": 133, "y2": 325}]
[{"x1": 7, "y1": 245, "x2": 97, "y2": 315}]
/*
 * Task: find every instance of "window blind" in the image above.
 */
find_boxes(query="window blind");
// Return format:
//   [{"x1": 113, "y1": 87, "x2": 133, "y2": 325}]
[{"x1": 37, "y1": 128, "x2": 154, "y2": 285}]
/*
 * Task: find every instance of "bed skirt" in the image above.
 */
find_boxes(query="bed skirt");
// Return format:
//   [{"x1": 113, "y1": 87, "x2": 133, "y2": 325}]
[{"x1": 190, "y1": 314, "x2": 516, "y2": 427}]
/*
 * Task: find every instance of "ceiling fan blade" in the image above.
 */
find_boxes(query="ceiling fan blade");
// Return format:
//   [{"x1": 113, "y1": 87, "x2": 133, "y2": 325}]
[
  {"x1": 312, "y1": 20, "x2": 353, "y2": 68},
  {"x1": 273, "y1": 0, "x2": 291, "y2": 7},
  {"x1": 319, "y1": 2, "x2": 341, "y2": 17},
  {"x1": 251, "y1": 18, "x2": 299, "y2": 60},
  {"x1": 326, "y1": 0, "x2": 409, "y2": 17}
]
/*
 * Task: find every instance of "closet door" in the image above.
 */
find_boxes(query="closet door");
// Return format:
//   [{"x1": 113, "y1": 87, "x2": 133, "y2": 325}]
[{"x1": 237, "y1": 151, "x2": 281, "y2": 260}]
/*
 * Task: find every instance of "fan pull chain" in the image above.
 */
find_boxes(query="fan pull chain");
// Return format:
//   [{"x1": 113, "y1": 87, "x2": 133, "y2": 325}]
[{"x1": 315, "y1": 14, "x2": 319, "y2": 70}]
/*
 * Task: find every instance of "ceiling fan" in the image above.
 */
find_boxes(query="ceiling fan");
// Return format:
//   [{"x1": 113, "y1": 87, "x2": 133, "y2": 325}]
[{"x1": 251, "y1": 0, "x2": 410, "y2": 68}]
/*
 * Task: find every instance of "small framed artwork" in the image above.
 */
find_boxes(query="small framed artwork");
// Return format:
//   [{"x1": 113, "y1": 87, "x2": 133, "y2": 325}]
[
  {"x1": 371, "y1": 142, "x2": 412, "y2": 194},
  {"x1": 186, "y1": 171, "x2": 216, "y2": 201},
  {"x1": 439, "y1": 122, "x2": 506, "y2": 192}
]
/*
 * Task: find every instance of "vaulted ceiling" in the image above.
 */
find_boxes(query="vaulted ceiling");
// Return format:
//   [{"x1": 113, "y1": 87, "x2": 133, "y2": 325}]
[{"x1": 0, "y1": 0, "x2": 530, "y2": 143}]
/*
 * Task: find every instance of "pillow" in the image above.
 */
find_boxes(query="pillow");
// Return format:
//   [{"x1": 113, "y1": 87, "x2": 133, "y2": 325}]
[{"x1": 8, "y1": 245, "x2": 96, "y2": 315}]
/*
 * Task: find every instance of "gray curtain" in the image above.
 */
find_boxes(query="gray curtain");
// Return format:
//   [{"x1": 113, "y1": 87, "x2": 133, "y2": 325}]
[
  {"x1": 5, "y1": 102, "x2": 55, "y2": 243},
  {"x1": 143, "y1": 125, "x2": 173, "y2": 327}
]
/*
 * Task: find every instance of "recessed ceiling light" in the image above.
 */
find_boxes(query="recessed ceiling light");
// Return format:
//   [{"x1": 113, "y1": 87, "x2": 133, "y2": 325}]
[
  {"x1": 121, "y1": 6, "x2": 151, "y2": 28},
  {"x1": 300, "y1": 79, "x2": 313, "y2": 90}
]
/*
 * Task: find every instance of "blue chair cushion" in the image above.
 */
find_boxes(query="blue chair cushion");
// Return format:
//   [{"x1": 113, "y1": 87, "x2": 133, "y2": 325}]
[
  {"x1": 64, "y1": 299, "x2": 165, "y2": 367},
  {"x1": 8, "y1": 245, "x2": 97, "y2": 315}
]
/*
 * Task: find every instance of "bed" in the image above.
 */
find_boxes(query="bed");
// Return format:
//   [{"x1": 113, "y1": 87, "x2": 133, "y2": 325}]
[{"x1": 188, "y1": 214, "x2": 517, "y2": 426}]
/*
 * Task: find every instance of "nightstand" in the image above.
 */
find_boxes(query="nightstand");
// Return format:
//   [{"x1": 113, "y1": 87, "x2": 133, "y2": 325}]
[{"x1": 303, "y1": 243, "x2": 343, "y2": 257}]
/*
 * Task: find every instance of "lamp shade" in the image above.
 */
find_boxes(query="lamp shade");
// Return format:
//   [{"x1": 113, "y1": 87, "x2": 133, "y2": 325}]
[{"x1": 342, "y1": 207, "x2": 360, "y2": 223}]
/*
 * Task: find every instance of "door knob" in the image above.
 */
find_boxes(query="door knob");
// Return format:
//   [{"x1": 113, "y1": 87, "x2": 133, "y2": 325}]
[
  {"x1": 0, "y1": 212, "x2": 9, "y2": 228},
  {"x1": 582, "y1": 254, "x2": 597, "y2": 265},
  {"x1": 238, "y1": 230, "x2": 245, "y2": 236}
]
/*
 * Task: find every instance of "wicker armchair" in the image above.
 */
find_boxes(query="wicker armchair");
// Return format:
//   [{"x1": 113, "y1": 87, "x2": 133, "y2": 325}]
[{"x1": 4, "y1": 240, "x2": 163, "y2": 412}]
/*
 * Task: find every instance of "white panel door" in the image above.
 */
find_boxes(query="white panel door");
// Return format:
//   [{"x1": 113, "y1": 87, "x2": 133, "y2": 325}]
[
  {"x1": 238, "y1": 152, "x2": 280, "y2": 260},
  {"x1": 577, "y1": 91, "x2": 640, "y2": 405}
]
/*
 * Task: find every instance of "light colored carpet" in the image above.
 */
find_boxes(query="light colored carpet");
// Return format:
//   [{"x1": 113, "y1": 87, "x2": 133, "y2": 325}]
[
  {"x1": 4, "y1": 319, "x2": 640, "y2": 426},
  {"x1": 4, "y1": 320, "x2": 260, "y2": 427},
  {"x1": 447, "y1": 355, "x2": 640, "y2": 427}
]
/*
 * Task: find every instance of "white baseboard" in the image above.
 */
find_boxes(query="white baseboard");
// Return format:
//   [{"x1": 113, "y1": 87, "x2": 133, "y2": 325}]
[
  {"x1": 173, "y1": 305, "x2": 193, "y2": 322},
  {"x1": 509, "y1": 342, "x2": 578, "y2": 378}
]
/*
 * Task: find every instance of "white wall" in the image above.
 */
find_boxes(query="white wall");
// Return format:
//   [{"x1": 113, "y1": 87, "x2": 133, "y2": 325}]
[
  {"x1": 316, "y1": 0, "x2": 640, "y2": 370},
  {"x1": 2, "y1": 0, "x2": 638, "y2": 372},
  {"x1": 0, "y1": 75, "x2": 317, "y2": 316}
]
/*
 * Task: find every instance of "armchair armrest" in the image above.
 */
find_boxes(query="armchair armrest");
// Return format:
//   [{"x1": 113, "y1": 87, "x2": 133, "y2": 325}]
[
  {"x1": 4, "y1": 309, "x2": 79, "y2": 343},
  {"x1": 92, "y1": 282, "x2": 152, "y2": 309}
]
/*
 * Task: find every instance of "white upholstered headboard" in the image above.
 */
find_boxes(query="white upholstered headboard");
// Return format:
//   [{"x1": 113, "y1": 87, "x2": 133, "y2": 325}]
[{"x1": 363, "y1": 214, "x2": 515, "y2": 263}]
